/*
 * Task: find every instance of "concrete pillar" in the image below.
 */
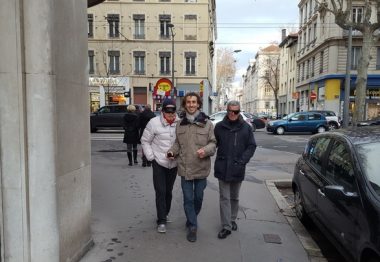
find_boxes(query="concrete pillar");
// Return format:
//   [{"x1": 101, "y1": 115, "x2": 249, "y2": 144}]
[{"x1": 0, "y1": 0, "x2": 92, "y2": 261}]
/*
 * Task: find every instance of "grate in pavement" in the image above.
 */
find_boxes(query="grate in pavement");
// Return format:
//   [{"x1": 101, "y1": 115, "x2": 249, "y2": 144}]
[{"x1": 263, "y1": 234, "x2": 282, "y2": 244}]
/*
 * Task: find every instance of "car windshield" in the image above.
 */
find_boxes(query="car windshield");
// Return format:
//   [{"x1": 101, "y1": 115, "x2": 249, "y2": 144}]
[
  {"x1": 356, "y1": 142, "x2": 380, "y2": 196},
  {"x1": 283, "y1": 112, "x2": 296, "y2": 120}
]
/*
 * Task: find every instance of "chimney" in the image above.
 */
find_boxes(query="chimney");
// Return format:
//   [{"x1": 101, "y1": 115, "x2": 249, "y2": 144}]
[{"x1": 281, "y1": 29, "x2": 286, "y2": 41}]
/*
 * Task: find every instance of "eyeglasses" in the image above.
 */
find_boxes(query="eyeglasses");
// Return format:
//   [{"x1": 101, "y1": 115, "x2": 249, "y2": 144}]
[{"x1": 227, "y1": 110, "x2": 240, "y2": 115}]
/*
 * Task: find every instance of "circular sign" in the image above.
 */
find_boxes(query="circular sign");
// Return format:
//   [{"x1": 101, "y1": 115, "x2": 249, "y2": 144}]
[
  {"x1": 154, "y1": 78, "x2": 173, "y2": 96},
  {"x1": 310, "y1": 92, "x2": 317, "y2": 100}
]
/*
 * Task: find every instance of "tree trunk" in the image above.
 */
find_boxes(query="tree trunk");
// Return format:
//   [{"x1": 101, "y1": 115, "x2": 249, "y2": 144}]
[{"x1": 353, "y1": 29, "x2": 372, "y2": 124}]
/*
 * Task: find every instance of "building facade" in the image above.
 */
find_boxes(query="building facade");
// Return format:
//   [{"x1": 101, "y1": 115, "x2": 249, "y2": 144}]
[
  {"x1": 242, "y1": 45, "x2": 280, "y2": 116},
  {"x1": 279, "y1": 30, "x2": 298, "y2": 116},
  {"x1": 296, "y1": 0, "x2": 380, "y2": 118},
  {"x1": 88, "y1": 0, "x2": 217, "y2": 113}
]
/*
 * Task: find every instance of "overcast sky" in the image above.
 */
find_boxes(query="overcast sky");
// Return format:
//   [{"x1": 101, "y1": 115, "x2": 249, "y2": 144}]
[{"x1": 216, "y1": 0, "x2": 300, "y2": 85}]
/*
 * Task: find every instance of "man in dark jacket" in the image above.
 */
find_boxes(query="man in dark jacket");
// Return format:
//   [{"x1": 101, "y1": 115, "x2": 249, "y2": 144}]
[
  {"x1": 214, "y1": 100, "x2": 257, "y2": 239},
  {"x1": 139, "y1": 104, "x2": 156, "y2": 167}
]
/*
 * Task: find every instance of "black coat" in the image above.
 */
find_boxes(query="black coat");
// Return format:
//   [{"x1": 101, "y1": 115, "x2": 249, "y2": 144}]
[
  {"x1": 139, "y1": 109, "x2": 156, "y2": 137},
  {"x1": 214, "y1": 116, "x2": 257, "y2": 182},
  {"x1": 123, "y1": 112, "x2": 140, "y2": 144}
]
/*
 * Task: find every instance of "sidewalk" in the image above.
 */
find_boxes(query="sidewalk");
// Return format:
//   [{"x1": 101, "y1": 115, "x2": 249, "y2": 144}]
[{"x1": 80, "y1": 142, "x2": 309, "y2": 262}]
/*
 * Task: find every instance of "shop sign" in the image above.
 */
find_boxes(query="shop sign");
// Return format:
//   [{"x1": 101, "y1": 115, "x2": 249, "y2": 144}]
[
  {"x1": 200, "y1": 81, "x2": 204, "y2": 97},
  {"x1": 153, "y1": 78, "x2": 173, "y2": 96},
  {"x1": 351, "y1": 89, "x2": 380, "y2": 99},
  {"x1": 89, "y1": 77, "x2": 120, "y2": 86}
]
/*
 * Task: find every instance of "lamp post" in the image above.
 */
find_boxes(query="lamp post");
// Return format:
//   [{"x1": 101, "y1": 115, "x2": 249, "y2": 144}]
[{"x1": 168, "y1": 23, "x2": 175, "y2": 97}]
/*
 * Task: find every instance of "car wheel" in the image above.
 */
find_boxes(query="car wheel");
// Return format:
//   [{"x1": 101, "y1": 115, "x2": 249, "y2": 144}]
[
  {"x1": 328, "y1": 122, "x2": 338, "y2": 131},
  {"x1": 91, "y1": 126, "x2": 97, "y2": 133},
  {"x1": 317, "y1": 126, "x2": 326, "y2": 133},
  {"x1": 294, "y1": 186, "x2": 309, "y2": 224},
  {"x1": 251, "y1": 123, "x2": 257, "y2": 132},
  {"x1": 276, "y1": 126, "x2": 285, "y2": 135}
]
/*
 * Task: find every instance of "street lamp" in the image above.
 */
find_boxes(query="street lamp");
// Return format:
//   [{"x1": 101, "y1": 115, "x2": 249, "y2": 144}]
[{"x1": 168, "y1": 23, "x2": 175, "y2": 97}]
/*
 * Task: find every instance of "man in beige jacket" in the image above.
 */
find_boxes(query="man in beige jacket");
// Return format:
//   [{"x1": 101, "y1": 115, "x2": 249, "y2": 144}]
[{"x1": 168, "y1": 92, "x2": 216, "y2": 242}]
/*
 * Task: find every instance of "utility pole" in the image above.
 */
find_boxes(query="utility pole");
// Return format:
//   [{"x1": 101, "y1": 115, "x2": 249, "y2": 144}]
[
  {"x1": 168, "y1": 23, "x2": 175, "y2": 98},
  {"x1": 343, "y1": 27, "x2": 352, "y2": 128}
]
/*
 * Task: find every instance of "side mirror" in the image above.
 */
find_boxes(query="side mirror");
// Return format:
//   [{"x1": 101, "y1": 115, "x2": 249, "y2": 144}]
[
  {"x1": 288, "y1": 118, "x2": 293, "y2": 122},
  {"x1": 324, "y1": 185, "x2": 358, "y2": 201}
]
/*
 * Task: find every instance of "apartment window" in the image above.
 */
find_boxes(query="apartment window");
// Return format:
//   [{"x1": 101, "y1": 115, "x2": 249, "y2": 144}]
[
  {"x1": 303, "y1": 32, "x2": 307, "y2": 48},
  {"x1": 88, "y1": 50, "x2": 95, "y2": 74},
  {"x1": 305, "y1": 3, "x2": 308, "y2": 21},
  {"x1": 107, "y1": 14, "x2": 120, "y2": 38},
  {"x1": 313, "y1": 23, "x2": 317, "y2": 40},
  {"x1": 185, "y1": 0, "x2": 197, "y2": 2},
  {"x1": 159, "y1": 15, "x2": 172, "y2": 39},
  {"x1": 184, "y1": 15, "x2": 197, "y2": 40},
  {"x1": 159, "y1": 51, "x2": 171, "y2": 75},
  {"x1": 159, "y1": 0, "x2": 171, "y2": 2},
  {"x1": 308, "y1": 27, "x2": 312, "y2": 44},
  {"x1": 302, "y1": 63, "x2": 305, "y2": 80},
  {"x1": 320, "y1": 51, "x2": 324, "y2": 73},
  {"x1": 321, "y1": 16, "x2": 325, "y2": 35},
  {"x1": 133, "y1": 14, "x2": 145, "y2": 39},
  {"x1": 306, "y1": 60, "x2": 310, "y2": 78},
  {"x1": 108, "y1": 50, "x2": 120, "y2": 74},
  {"x1": 297, "y1": 65, "x2": 300, "y2": 82},
  {"x1": 376, "y1": 48, "x2": 380, "y2": 70},
  {"x1": 134, "y1": 51, "x2": 145, "y2": 75},
  {"x1": 352, "y1": 7, "x2": 363, "y2": 23},
  {"x1": 185, "y1": 52, "x2": 196, "y2": 75},
  {"x1": 351, "y1": 47, "x2": 362, "y2": 70},
  {"x1": 311, "y1": 56, "x2": 315, "y2": 77},
  {"x1": 88, "y1": 14, "x2": 94, "y2": 37}
]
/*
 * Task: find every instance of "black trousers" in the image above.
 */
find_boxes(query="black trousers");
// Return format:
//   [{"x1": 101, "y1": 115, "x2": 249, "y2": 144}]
[{"x1": 152, "y1": 161, "x2": 177, "y2": 225}]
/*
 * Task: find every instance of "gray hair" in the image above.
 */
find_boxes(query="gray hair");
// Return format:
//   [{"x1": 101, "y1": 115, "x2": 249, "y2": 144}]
[
  {"x1": 145, "y1": 104, "x2": 152, "y2": 110},
  {"x1": 226, "y1": 100, "x2": 241, "y2": 109}
]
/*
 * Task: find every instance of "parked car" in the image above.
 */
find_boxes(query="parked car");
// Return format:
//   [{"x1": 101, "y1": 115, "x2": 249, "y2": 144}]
[
  {"x1": 242, "y1": 112, "x2": 266, "y2": 131},
  {"x1": 266, "y1": 112, "x2": 328, "y2": 135},
  {"x1": 90, "y1": 104, "x2": 144, "y2": 132},
  {"x1": 209, "y1": 111, "x2": 254, "y2": 130},
  {"x1": 308, "y1": 110, "x2": 341, "y2": 130},
  {"x1": 357, "y1": 116, "x2": 380, "y2": 127},
  {"x1": 292, "y1": 126, "x2": 380, "y2": 262}
]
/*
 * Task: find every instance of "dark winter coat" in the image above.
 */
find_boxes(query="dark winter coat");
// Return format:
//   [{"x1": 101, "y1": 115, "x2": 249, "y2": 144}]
[
  {"x1": 214, "y1": 115, "x2": 257, "y2": 182},
  {"x1": 123, "y1": 112, "x2": 140, "y2": 144},
  {"x1": 139, "y1": 108, "x2": 156, "y2": 137}
]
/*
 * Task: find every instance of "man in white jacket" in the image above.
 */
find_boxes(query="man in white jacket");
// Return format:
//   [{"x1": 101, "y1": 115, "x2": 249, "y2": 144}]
[{"x1": 141, "y1": 98, "x2": 179, "y2": 233}]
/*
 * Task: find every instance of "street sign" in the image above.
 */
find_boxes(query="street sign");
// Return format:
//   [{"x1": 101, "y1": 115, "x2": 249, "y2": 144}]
[{"x1": 310, "y1": 92, "x2": 317, "y2": 100}]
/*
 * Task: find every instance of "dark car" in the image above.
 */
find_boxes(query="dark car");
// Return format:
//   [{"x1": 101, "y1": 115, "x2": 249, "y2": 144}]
[
  {"x1": 90, "y1": 104, "x2": 144, "y2": 132},
  {"x1": 357, "y1": 116, "x2": 380, "y2": 127},
  {"x1": 242, "y1": 112, "x2": 266, "y2": 131},
  {"x1": 266, "y1": 112, "x2": 328, "y2": 135},
  {"x1": 292, "y1": 126, "x2": 380, "y2": 262}
]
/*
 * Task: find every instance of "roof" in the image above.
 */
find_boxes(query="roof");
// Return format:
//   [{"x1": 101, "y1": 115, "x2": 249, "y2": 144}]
[
  {"x1": 279, "y1": 34, "x2": 298, "y2": 48},
  {"x1": 261, "y1": 44, "x2": 280, "y2": 52}
]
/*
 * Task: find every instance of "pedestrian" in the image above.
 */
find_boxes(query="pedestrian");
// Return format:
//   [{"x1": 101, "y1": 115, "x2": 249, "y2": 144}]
[
  {"x1": 123, "y1": 105, "x2": 140, "y2": 166},
  {"x1": 214, "y1": 100, "x2": 257, "y2": 239},
  {"x1": 168, "y1": 92, "x2": 216, "y2": 242},
  {"x1": 141, "y1": 99, "x2": 180, "y2": 233},
  {"x1": 139, "y1": 104, "x2": 156, "y2": 167}
]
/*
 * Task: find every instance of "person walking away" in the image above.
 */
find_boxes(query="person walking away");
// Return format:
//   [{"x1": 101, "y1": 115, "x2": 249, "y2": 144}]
[
  {"x1": 141, "y1": 99, "x2": 179, "y2": 233},
  {"x1": 139, "y1": 104, "x2": 156, "y2": 167},
  {"x1": 123, "y1": 105, "x2": 140, "y2": 166},
  {"x1": 168, "y1": 92, "x2": 216, "y2": 242},
  {"x1": 214, "y1": 100, "x2": 257, "y2": 239}
]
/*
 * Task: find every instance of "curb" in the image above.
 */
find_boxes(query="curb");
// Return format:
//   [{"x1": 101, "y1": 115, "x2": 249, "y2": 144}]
[{"x1": 266, "y1": 179, "x2": 327, "y2": 262}]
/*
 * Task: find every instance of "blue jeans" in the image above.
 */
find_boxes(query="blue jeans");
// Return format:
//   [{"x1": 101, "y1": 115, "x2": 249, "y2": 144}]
[{"x1": 181, "y1": 177, "x2": 207, "y2": 229}]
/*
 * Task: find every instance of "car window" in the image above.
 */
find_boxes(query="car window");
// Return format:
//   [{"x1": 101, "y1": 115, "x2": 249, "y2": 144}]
[
  {"x1": 212, "y1": 112, "x2": 225, "y2": 121},
  {"x1": 98, "y1": 106, "x2": 111, "y2": 113},
  {"x1": 114, "y1": 106, "x2": 127, "y2": 113},
  {"x1": 356, "y1": 142, "x2": 380, "y2": 196},
  {"x1": 308, "y1": 137, "x2": 331, "y2": 172},
  {"x1": 291, "y1": 113, "x2": 306, "y2": 121},
  {"x1": 308, "y1": 113, "x2": 322, "y2": 120},
  {"x1": 326, "y1": 141, "x2": 355, "y2": 192},
  {"x1": 326, "y1": 111, "x2": 336, "y2": 116}
]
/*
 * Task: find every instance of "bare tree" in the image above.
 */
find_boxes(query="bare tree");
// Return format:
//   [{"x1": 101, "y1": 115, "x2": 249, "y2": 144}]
[
  {"x1": 317, "y1": 0, "x2": 380, "y2": 123},
  {"x1": 216, "y1": 48, "x2": 237, "y2": 110},
  {"x1": 261, "y1": 56, "x2": 280, "y2": 118}
]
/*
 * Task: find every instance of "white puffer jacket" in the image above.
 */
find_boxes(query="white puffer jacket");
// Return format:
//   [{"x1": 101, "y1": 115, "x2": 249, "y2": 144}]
[{"x1": 141, "y1": 113, "x2": 179, "y2": 169}]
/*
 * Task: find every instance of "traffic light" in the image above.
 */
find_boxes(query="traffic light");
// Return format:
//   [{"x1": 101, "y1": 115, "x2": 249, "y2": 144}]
[{"x1": 124, "y1": 91, "x2": 130, "y2": 97}]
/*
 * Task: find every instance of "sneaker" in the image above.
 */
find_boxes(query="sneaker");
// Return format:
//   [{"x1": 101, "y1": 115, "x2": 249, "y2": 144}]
[
  {"x1": 187, "y1": 227, "x2": 197, "y2": 242},
  {"x1": 166, "y1": 216, "x2": 172, "y2": 223},
  {"x1": 157, "y1": 224, "x2": 166, "y2": 233},
  {"x1": 231, "y1": 221, "x2": 238, "y2": 231},
  {"x1": 218, "y1": 229, "x2": 231, "y2": 239}
]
